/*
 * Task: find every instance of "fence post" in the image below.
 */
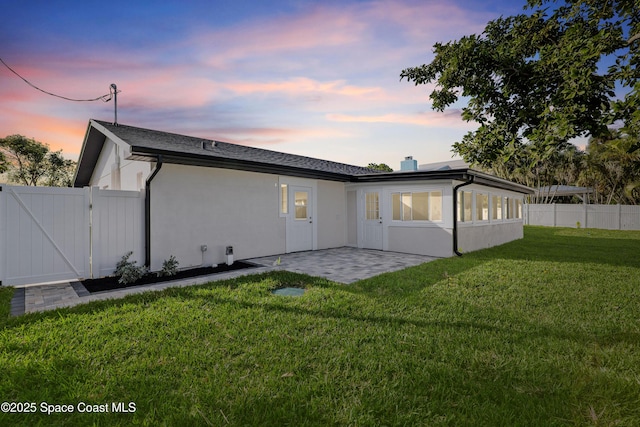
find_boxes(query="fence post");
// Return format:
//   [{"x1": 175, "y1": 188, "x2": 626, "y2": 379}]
[
  {"x1": 553, "y1": 203, "x2": 557, "y2": 227},
  {"x1": 83, "y1": 187, "x2": 91, "y2": 280},
  {"x1": 90, "y1": 186, "x2": 100, "y2": 279},
  {"x1": 618, "y1": 204, "x2": 622, "y2": 230}
]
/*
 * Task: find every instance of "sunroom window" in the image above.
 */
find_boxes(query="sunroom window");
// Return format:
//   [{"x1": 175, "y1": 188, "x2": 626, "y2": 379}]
[
  {"x1": 492, "y1": 195, "x2": 502, "y2": 220},
  {"x1": 457, "y1": 191, "x2": 472, "y2": 222},
  {"x1": 392, "y1": 191, "x2": 442, "y2": 221},
  {"x1": 476, "y1": 193, "x2": 489, "y2": 221}
]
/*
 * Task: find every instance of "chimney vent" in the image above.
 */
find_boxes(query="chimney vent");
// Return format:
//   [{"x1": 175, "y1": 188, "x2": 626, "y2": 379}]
[{"x1": 400, "y1": 156, "x2": 418, "y2": 171}]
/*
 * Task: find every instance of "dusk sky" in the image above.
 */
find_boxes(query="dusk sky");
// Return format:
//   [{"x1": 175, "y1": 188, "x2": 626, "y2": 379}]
[{"x1": 1, "y1": 0, "x2": 524, "y2": 169}]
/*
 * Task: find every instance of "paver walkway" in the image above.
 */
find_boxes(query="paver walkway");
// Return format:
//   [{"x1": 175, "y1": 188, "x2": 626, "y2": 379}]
[
  {"x1": 251, "y1": 247, "x2": 435, "y2": 284},
  {"x1": 10, "y1": 247, "x2": 437, "y2": 315}
]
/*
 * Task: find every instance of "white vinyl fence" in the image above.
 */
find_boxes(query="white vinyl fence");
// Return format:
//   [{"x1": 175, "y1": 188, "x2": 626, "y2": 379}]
[
  {"x1": 524, "y1": 203, "x2": 640, "y2": 230},
  {"x1": 0, "y1": 185, "x2": 143, "y2": 286}
]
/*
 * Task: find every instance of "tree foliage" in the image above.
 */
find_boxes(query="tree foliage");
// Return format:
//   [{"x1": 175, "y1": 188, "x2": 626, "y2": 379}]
[
  {"x1": 492, "y1": 140, "x2": 586, "y2": 203},
  {"x1": 401, "y1": 0, "x2": 639, "y2": 169},
  {"x1": 0, "y1": 135, "x2": 76, "y2": 187},
  {"x1": 0, "y1": 151, "x2": 7, "y2": 175},
  {"x1": 580, "y1": 133, "x2": 640, "y2": 204},
  {"x1": 367, "y1": 162, "x2": 394, "y2": 172}
]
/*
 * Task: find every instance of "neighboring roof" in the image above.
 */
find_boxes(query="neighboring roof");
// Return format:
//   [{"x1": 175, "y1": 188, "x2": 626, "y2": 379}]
[
  {"x1": 419, "y1": 159, "x2": 470, "y2": 171},
  {"x1": 73, "y1": 119, "x2": 533, "y2": 194}
]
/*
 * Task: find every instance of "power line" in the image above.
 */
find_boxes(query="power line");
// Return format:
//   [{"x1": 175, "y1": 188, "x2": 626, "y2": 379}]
[{"x1": 0, "y1": 57, "x2": 114, "y2": 102}]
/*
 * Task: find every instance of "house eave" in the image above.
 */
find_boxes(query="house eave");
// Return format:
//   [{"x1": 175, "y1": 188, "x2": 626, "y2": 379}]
[
  {"x1": 128, "y1": 147, "x2": 355, "y2": 182},
  {"x1": 73, "y1": 121, "x2": 107, "y2": 188},
  {"x1": 350, "y1": 168, "x2": 534, "y2": 194}
]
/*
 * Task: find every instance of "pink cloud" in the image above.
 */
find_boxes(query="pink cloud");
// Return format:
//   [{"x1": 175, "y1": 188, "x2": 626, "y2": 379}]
[
  {"x1": 326, "y1": 109, "x2": 476, "y2": 128},
  {"x1": 193, "y1": 125, "x2": 354, "y2": 148},
  {"x1": 224, "y1": 77, "x2": 382, "y2": 98},
  {"x1": 193, "y1": 0, "x2": 493, "y2": 73},
  {"x1": 194, "y1": 6, "x2": 367, "y2": 69}
]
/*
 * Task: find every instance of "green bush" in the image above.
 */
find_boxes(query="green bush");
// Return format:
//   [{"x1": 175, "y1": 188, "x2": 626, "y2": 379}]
[
  {"x1": 159, "y1": 255, "x2": 179, "y2": 277},
  {"x1": 115, "y1": 251, "x2": 147, "y2": 284}
]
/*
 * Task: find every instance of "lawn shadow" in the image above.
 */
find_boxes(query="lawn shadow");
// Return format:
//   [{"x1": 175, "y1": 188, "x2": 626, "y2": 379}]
[{"x1": 341, "y1": 226, "x2": 639, "y2": 301}]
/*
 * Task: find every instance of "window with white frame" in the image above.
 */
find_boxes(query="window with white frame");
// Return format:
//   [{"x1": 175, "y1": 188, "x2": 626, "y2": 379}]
[
  {"x1": 280, "y1": 184, "x2": 288, "y2": 214},
  {"x1": 457, "y1": 190, "x2": 472, "y2": 222},
  {"x1": 476, "y1": 193, "x2": 489, "y2": 221},
  {"x1": 430, "y1": 191, "x2": 442, "y2": 221},
  {"x1": 505, "y1": 197, "x2": 514, "y2": 219},
  {"x1": 491, "y1": 195, "x2": 502, "y2": 220},
  {"x1": 366, "y1": 192, "x2": 379, "y2": 220},
  {"x1": 457, "y1": 190, "x2": 523, "y2": 223},
  {"x1": 392, "y1": 191, "x2": 442, "y2": 221},
  {"x1": 294, "y1": 191, "x2": 308, "y2": 219}
]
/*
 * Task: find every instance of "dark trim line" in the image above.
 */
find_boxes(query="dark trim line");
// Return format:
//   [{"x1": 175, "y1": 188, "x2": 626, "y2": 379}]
[
  {"x1": 129, "y1": 147, "x2": 357, "y2": 183},
  {"x1": 352, "y1": 169, "x2": 533, "y2": 194},
  {"x1": 73, "y1": 121, "x2": 108, "y2": 188},
  {"x1": 145, "y1": 155, "x2": 163, "y2": 268},
  {"x1": 453, "y1": 176, "x2": 475, "y2": 256}
]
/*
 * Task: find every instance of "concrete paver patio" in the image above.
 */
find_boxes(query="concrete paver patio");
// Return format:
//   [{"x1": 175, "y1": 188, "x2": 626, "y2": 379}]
[{"x1": 10, "y1": 247, "x2": 437, "y2": 315}]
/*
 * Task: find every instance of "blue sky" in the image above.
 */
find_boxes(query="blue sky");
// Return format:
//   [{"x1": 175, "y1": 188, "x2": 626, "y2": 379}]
[{"x1": 1, "y1": 0, "x2": 524, "y2": 169}]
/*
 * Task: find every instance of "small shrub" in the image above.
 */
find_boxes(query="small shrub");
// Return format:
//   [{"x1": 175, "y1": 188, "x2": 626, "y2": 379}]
[
  {"x1": 115, "y1": 251, "x2": 147, "y2": 284},
  {"x1": 159, "y1": 255, "x2": 179, "y2": 277}
]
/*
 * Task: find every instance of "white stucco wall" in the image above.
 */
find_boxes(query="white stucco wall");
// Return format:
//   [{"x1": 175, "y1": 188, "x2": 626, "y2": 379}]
[
  {"x1": 316, "y1": 180, "x2": 347, "y2": 249},
  {"x1": 457, "y1": 221, "x2": 523, "y2": 253},
  {"x1": 89, "y1": 138, "x2": 151, "y2": 191},
  {"x1": 387, "y1": 226, "x2": 453, "y2": 257},
  {"x1": 150, "y1": 164, "x2": 286, "y2": 270}
]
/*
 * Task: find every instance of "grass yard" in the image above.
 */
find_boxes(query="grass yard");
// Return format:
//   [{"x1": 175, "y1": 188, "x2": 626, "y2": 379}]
[{"x1": 0, "y1": 226, "x2": 639, "y2": 426}]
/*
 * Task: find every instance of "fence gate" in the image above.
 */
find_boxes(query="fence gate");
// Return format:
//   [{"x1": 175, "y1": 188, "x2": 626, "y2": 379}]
[
  {"x1": 0, "y1": 185, "x2": 145, "y2": 286},
  {"x1": 0, "y1": 186, "x2": 90, "y2": 286}
]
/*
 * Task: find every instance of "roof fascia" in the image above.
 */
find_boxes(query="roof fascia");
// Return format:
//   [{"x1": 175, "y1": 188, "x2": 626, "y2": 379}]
[
  {"x1": 72, "y1": 120, "x2": 95, "y2": 187},
  {"x1": 72, "y1": 120, "x2": 133, "y2": 188},
  {"x1": 350, "y1": 169, "x2": 471, "y2": 183},
  {"x1": 73, "y1": 121, "x2": 107, "y2": 187},
  {"x1": 350, "y1": 168, "x2": 534, "y2": 194}
]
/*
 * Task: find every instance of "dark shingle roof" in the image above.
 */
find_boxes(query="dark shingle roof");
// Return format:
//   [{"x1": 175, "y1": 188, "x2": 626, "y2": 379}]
[
  {"x1": 93, "y1": 120, "x2": 377, "y2": 179},
  {"x1": 74, "y1": 119, "x2": 533, "y2": 195}
]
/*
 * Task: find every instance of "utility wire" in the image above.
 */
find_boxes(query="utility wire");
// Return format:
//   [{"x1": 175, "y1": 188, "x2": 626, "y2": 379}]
[{"x1": 0, "y1": 57, "x2": 114, "y2": 102}]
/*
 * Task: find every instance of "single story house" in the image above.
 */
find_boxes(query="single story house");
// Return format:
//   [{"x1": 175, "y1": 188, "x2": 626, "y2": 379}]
[{"x1": 74, "y1": 119, "x2": 533, "y2": 271}]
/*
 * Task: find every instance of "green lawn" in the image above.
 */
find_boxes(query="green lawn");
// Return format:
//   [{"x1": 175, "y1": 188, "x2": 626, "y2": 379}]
[{"x1": 1, "y1": 226, "x2": 639, "y2": 426}]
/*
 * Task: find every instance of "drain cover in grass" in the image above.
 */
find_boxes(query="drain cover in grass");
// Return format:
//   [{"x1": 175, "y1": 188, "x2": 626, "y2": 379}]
[{"x1": 272, "y1": 287, "x2": 305, "y2": 296}]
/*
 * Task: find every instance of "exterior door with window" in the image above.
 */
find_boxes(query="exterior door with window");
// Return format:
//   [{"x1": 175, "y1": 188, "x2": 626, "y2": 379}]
[
  {"x1": 362, "y1": 190, "x2": 383, "y2": 250},
  {"x1": 287, "y1": 186, "x2": 314, "y2": 252}
]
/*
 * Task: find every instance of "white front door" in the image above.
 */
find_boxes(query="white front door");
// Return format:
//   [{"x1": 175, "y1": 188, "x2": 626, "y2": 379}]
[
  {"x1": 287, "y1": 186, "x2": 314, "y2": 252},
  {"x1": 362, "y1": 190, "x2": 383, "y2": 250}
]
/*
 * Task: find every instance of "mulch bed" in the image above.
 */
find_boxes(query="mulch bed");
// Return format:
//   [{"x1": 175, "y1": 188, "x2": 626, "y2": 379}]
[{"x1": 81, "y1": 261, "x2": 259, "y2": 293}]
